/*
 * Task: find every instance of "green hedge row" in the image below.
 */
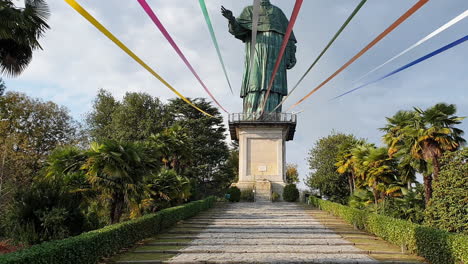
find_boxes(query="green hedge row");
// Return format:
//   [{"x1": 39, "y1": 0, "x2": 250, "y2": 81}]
[
  {"x1": 309, "y1": 197, "x2": 467, "y2": 264},
  {"x1": 0, "y1": 197, "x2": 215, "y2": 264}
]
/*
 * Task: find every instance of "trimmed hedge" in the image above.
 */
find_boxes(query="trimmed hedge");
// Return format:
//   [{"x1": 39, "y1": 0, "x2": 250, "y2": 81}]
[
  {"x1": 309, "y1": 196, "x2": 468, "y2": 264},
  {"x1": 0, "y1": 197, "x2": 215, "y2": 264}
]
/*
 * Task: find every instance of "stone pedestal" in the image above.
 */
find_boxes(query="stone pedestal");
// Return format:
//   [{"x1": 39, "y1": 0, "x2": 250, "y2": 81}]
[{"x1": 229, "y1": 113, "x2": 297, "y2": 201}]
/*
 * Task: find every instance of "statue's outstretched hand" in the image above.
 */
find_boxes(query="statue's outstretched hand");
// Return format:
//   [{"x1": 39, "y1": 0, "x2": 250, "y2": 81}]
[{"x1": 221, "y1": 6, "x2": 235, "y2": 22}]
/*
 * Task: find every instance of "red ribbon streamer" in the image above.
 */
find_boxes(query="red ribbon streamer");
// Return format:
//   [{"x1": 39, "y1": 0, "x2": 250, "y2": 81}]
[
  {"x1": 260, "y1": 0, "x2": 303, "y2": 114},
  {"x1": 287, "y1": 0, "x2": 429, "y2": 111},
  {"x1": 137, "y1": 0, "x2": 228, "y2": 113}
]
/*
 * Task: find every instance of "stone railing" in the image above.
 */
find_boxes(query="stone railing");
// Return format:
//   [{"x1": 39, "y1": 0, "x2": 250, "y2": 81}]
[{"x1": 228, "y1": 112, "x2": 297, "y2": 123}]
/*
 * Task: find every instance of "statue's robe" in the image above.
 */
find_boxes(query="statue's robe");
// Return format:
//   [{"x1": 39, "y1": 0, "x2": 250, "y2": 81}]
[{"x1": 229, "y1": 3, "x2": 297, "y2": 114}]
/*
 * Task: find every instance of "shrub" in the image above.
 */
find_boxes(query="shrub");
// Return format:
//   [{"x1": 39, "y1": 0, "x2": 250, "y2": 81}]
[
  {"x1": 309, "y1": 196, "x2": 468, "y2": 264},
  {"x1": 271, "y1": 192, "x2": 280, "y2": 202},
  {"x1": 4, "y1": 181, "x2": 90, "y2": 245},
  {"x1": 240, "y1": 189, "x2": 254, "y2": 202},
  {"x1": 283, "y1": 184, "x2": 299, "y2": 202},
  {"x1": 425, "y1": 148, "x2": 468, "y2": 233},
  {"x1": 0, "y1": 197, "x2": 215, "y2": 264},
  {"x1": 226, "y1": 186, "x2": 241, "y2": 202}
]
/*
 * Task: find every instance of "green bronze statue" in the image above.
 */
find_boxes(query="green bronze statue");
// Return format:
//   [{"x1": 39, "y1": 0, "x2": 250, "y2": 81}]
[{"x1": 222, "y1": 0, "x2": 297, "y2": 115}]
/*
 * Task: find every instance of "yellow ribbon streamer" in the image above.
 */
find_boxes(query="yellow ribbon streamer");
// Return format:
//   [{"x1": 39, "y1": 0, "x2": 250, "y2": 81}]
[{"x1": 64, "y1": 0, "x2": 212, "y2": 117}]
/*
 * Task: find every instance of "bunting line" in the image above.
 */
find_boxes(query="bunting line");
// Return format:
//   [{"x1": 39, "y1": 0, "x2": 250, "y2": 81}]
[
  {"x1": 272, "y1": 0, "x2": 367, "y2": 112},
  {"x1": 64, "y1": 0, "x2": 212, "y2": 117},
  {"x1": 287, "y1": 0, "x2": 429, "y2": 112},
  {"x1": 355, "y1": 9, "x2": 468, "y2": 83},
  {"x1": 198, "y1": 0, "x2": 233, "y2": 94},
  {"x1": 332, "y1": 35, "x2": 468, "y2": 100},
  {"x1": 137, "y1": 0, "x2": 228, "y2": 114},
  {"x1": 261, "y1": 0, "x2": 303, "y2": 114}
]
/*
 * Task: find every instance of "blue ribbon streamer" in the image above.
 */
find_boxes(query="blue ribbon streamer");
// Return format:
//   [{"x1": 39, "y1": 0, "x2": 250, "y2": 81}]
[{"x1": 332, "y1": 34, "x2": 468, "y2": 100}]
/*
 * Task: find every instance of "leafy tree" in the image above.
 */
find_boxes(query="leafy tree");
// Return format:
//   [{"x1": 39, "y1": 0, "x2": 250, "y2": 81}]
[
  {"x1": 86, "y1": 89, "x2": 119, "y2": 142},
  {"x1": 381, "y1": 103, "x2": 465, "y2": 203},
  {"x1": 227, "y1": 142, "x2": 239, "y2": 182},
  {"x1": 425, "y1": 148, "x2": 468, "y2": 233},
  {"x1": 110, "y1": 92, "x2": 166, "y2": 142},
  {"x1": 0, "y1": 0, "x2": 50, "y2": 76},
  {"x1": 86, "y1": 90, "x2": 166, "y2": 142},
  {"x1": 0, "y1": 92, "x2": 79, "y2": 212},
  {"x1": 306, "y1": 133, "x2": 356, "y2": 204},
  {"x1": 0, "y1": 78, "x2": 5, "y2": 96},
  {"x1": 165, "y1": 98, "x2": 235, "y2": 197},
  {"x1": 285, "y1": 163, "x2": 300, "y2": 184}
]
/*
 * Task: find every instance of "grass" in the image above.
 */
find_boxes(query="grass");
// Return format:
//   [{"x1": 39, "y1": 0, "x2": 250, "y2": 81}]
[
  {"x1": 110, "y1": 253, "x2": 173, "y2": 262},
  {"x1": 107, "y1": 234, "x2": 195, "y2": 263}
]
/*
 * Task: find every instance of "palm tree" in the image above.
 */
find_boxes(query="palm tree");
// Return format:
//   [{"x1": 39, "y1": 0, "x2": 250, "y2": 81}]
[
  {"x1": 363, "y1": 147, "x2": 399, "y2": 204},
  {"x1": 381, "y1": 103, "x2": 466, "y2": 204},
  {"x1": 81, "y1": 141, "x2": 151, "y2": 223},
  {"x1": 335, "y1": 138, "x2": 365, "y2": 193},
  {"x1": 414, "y1": 104, "x2": 466, "y2": 182},
  {"x1": 146, "y1": 169, "x2": 191, "y2": 211},
  {"x1": 0, "y1": 0, "x2": 50, "y2": 76},
  {"x1": 149, "y1": 125, "x2": 191, "y2": 173}
]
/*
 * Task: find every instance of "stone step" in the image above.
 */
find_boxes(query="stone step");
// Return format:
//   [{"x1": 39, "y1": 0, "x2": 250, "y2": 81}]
[
  {"x1": 181, "y1": 221, "x2": 345, "y2": 225},
  {"x1": 155, "y1": 236, "x2": 379, "y2": 240},
  {"x1": 116, "y1": 260, "x2": 424, "y2": 264},
  {"x1": 132, "y1": 249, "x2": 408, "y2": 255},
  {"x1": 190, "y1": 218, "x2": 323, "y2": 221},
  {"x1": 167, "y1": 230, "x2": 367, "y2": 235},
  {"x1": 176, "y1": 226, "x2": 345, "y2": 230},
  {"x1": 146, "y1": 242, "x2": 371, "y2": 246}
]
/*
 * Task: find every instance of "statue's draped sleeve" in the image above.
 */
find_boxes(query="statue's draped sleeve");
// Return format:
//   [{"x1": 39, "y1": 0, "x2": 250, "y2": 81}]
[{"x1": 228, "y1": 9, "x2": 251, "y2": 42}]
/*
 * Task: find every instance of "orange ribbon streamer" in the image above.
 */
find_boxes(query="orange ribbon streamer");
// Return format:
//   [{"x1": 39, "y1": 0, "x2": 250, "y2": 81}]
[{"x1": 287, "y1": 0, "x2": 429, "y2": 111}]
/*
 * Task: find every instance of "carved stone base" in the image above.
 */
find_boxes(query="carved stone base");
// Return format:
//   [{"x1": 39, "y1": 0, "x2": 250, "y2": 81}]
[{"x1": 229, "y1": 114, "x2": 296, "y2": 202}]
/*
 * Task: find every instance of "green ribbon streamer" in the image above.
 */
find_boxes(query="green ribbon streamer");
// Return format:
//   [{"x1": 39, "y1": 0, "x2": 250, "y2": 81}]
[
  {"x1": 273, "y1": 0, "x2": 367, "y2": 111},
  {"x1": 199, "y1": 0, "x2": 233, "y2": 94}
]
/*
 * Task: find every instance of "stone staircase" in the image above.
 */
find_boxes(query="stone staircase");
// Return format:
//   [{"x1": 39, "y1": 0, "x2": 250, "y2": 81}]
[{"x1": 109, "y1": 203, "x2": 426, "y2": 264}]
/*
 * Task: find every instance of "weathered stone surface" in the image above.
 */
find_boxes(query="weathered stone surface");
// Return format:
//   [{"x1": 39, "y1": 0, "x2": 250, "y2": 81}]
[{"x1": 168, "y1": 203, "x2": 377, "y2": 263}]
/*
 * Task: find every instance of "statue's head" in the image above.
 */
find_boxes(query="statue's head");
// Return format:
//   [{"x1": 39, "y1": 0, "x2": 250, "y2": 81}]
[{"x1": 260, "y1": 0, "x2": 271, "y2": 6}]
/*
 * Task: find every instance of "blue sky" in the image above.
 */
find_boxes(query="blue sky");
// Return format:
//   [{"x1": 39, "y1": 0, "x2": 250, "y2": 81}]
[{"x1": 4, "y1": 0, "x2": 468, "y2": 187}]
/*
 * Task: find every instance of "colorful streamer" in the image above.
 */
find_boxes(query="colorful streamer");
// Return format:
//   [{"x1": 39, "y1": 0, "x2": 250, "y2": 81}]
[
  {"x1": 261, "y1": 0, "x2": 303, "y2": 114},
  {"x1": 355, "y1": 9, "x2": 468, "y2": 83},
  {"x1": 137, "y1": 0, "x2": 228, "y2": 114},
  {"x1": 198, "y1": 0, "x2": 233, "y2": 94},
  {"x1": 272, "y1": 0, "x2": 367, "y2": 112},
  {"x1": 64, "y1": 0, "x2": 212, "y2": 117},
  {"x1": 287, "y1": 0, "x2": 429, "y2": 112},
  {"x1": 249, "y1": 0, "x2": 261, "y2": 79},
  {"x1": 332, "y1": 35, "x2": 468, "y2": 100}
]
